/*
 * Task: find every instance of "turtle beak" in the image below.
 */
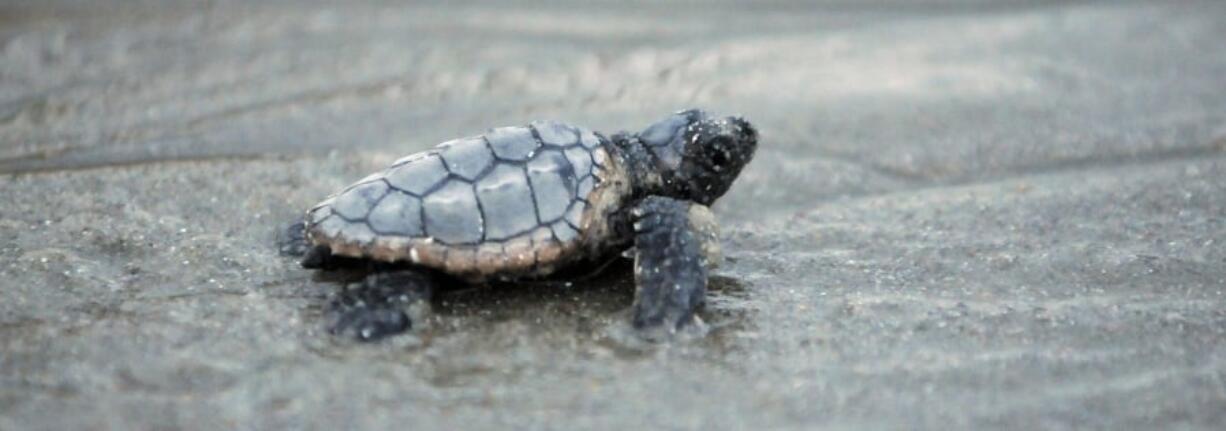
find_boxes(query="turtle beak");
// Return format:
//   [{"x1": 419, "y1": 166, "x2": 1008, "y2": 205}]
[{"x1": 729, "y1": 116, "x2": 757, "y2": 147}]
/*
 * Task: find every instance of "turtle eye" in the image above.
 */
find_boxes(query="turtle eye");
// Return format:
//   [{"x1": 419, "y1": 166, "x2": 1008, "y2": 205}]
[
  {"x1": 711, "y1": 149, "x2": 729, "y2": 169},
  {"x1": 706, "y1": 137, "x2": 733, "y2": 169}
]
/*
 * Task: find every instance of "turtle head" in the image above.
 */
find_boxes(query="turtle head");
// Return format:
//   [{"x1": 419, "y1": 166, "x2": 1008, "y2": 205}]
[{"x1": 636, "y1": 109, "x2": 758, "y2": 205}]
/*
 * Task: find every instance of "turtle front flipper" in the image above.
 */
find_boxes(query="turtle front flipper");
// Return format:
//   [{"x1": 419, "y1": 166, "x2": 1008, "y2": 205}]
[
  {"x1": 629, "y1": 196, "x2": 713, "y2": 333},
  {"x1": 329, "y1": 269, "x2": 439, "y2": 342}
]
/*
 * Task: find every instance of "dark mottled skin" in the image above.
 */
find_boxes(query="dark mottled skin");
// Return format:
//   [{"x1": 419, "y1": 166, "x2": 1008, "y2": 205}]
[
  {"x1": 282, "y1": 109, "x2": 757, "y2": 341},
  {"x1": 330, "y1": 270, "x2": 436, "y2": 341},
  {"x1": 629, "y1": 196, "x2": 709, "y2": 330},
  {"x1": 616, "y1": 109, "x2": 758, "y2": 206}
]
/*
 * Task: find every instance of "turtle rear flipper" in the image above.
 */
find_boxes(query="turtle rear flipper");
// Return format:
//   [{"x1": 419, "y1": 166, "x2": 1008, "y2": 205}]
[
  {"x1": 629, "y1": 196, "x2": 712, "y2": 332},
  {"x1": 276, "y1": 220, "x2": 312, "y2": 257},
  {"x1": 278, "y1": 217, "x2": 365, "y2": 269},
  {"x1": 330, "y1": 269, "x2": 439, "y2": 342}
]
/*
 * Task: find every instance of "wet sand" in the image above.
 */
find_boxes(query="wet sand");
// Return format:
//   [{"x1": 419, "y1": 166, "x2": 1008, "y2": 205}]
[{"x1": 2, "y1": 1, "x2": 1225, "y2": 429}]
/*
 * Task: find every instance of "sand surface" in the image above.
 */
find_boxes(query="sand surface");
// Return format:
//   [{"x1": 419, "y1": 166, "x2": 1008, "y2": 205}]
[{"x1": 2, "y1": 1, "x2": 1225, "y2": 429}]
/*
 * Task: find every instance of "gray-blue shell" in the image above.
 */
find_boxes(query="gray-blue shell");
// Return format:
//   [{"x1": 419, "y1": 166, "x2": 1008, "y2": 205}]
[{"x1": 304, "y1": 121, "x2": 609, "y2": 256}]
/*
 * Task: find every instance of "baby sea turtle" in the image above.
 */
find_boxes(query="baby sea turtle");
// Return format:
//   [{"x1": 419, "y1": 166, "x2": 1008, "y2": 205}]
[{"x1": 279, "y1": 109, "x2": 757, "y2": 340}]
